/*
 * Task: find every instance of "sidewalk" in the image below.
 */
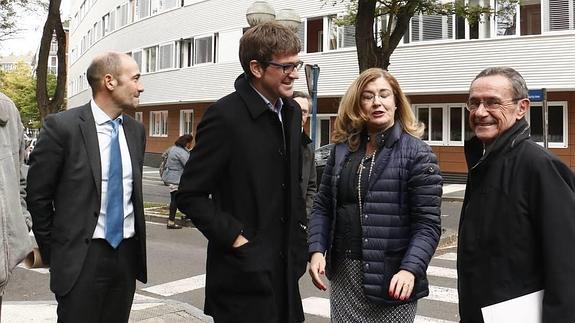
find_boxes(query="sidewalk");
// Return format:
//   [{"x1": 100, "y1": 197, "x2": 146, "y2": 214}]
[{"x1": 3, "y1": 298, "x2": 214, "y2": 323}]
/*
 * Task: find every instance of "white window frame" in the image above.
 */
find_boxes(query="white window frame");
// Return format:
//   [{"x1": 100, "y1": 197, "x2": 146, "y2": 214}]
[
  {"x1": 179, "y1": 109, "x2": 194, "y2": 136},
  {"x1": 149, "y1": 111, "x2": 168, "y2": 137},
  {"x1": 158, "y1": 42, "x2": 175, "y2": 70},
  {"x1": 144, "y1": 45, "x2": 158, "y2": 73},
  {"x1": 415, "y1": 104, "x2": 448, "y2": 146},
  {"x1": 193, "y1": 33, "x2": 215, "y2": 65},
  {"x1": 526, "y1": 101, "x2": 568, "y2": 148},
  {"x1": 313, "y1": 113, "x2": 337, "y2": 149}
]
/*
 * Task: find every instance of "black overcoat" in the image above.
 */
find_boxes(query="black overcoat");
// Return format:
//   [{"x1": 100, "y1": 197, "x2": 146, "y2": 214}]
[
  {"x1": 177, "y1": 74, "x2": 307, "y2": 323},
  {"x1": 457, "y1": 118, "x2": 575, "y2": 323}
]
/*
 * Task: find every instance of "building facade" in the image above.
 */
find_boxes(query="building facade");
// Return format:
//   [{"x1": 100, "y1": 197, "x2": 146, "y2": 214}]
[{"x1": 68, "y1": 0, "x2": 575, "y2": 175}]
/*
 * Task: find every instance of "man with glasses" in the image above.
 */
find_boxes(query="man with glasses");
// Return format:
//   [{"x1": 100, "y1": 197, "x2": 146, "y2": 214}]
[
  {"x1": 457, "y1": 67, "x2": 575, "y2": 323},
  {"x1": 177, "y1": 21, "x2": 307, "y2": 323}
]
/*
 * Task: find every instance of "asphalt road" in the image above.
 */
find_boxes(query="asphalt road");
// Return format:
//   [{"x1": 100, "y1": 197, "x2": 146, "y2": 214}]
[{"x1": 9, "y1": 166, "x2": 463, "y2": 322}]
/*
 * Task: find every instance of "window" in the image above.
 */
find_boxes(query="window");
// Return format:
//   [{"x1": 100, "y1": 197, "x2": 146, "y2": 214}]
[
  {"x1": 129, "y1": 0, "x2": 137, "y2": 23},
  {"x1": 151, "y1": 0, "x2": 160, "y2": 15},
  {"x1": 150, "y1": 111, "x2": 168, "y2": 136},
  {"x1": 118, "y1": 3, "x2": 129, "y2": 27},
  {"x1": 132, "y1": 50, "x2": 142, "y2": 71},
  {"x1": 102, "y1": 14, "x2": 110, "y2": 36},
  {"x1": 194, "y1": 35, "x2": 214, "y2": 64},
  {"x1": 548, "y1": 0, "x2": 572, "y2": 31},
  {"x1": 138, "y1": 0, "x2": 150, "y2": 19},
  {"x1": 159, "y1": 42, "x2": 175, "y2": 70},
  {"x1": 409, "y1": 14, "x2": 453, "y2": 42},
  {"x1": 416, "y1": 105, "x2": 444, "y2": 143},
  {"x1": 180, "y1": 110, "x2": 194, "y2": 135},
  {"x1": 144, "y1": 46, "x2": 158, "y2": 73},
  {"x1": 527, "y1": 102, "x2": 568, "y2": 147},
  {"x1": 305, "y1": 17, "x2": 323, "y2": 53},
  {"x1": 179, "y1": 38, "x2": 192, "y2": 67},
  {"x1": 415, "y1": 104, "x2": 473, "y2": 146},
  {"x1": 109, "y1": 10, "x2": 116, "y2": 32},
  {"x1": 313, "y1": 115, "x2": 336, "y2": 149},
  {"x1": 162, "y1": 0, "x2": 179, "y2": 10},
  {"x1": 49, "y1": 56, "x2": 58, "y2": 74},
  {"x1": 495, "y1": 0, "x2": 518, "y2": 36},
  {"x1": 135, "y1": 112, "x2": 143, "y2": 123},
  {"x1": 88, "y1": 29, "x2": 93, "y2": 46},
  {"x1": 328, "y1": 15, "x2": 355, "y2": 50}
]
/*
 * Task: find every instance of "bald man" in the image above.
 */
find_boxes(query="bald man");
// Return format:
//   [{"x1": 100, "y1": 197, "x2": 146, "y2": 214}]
[{"x1": 27, "y1": 51, "x2": 147, "y2": 323}]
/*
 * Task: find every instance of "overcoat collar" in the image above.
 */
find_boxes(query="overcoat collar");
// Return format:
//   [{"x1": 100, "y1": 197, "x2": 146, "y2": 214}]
[
  {"x1": 465, "y1": 118, "x2": 530, "y2": 171},
  {"x1": 233, "y1": 73, "x2": 297, "y2": 120}
]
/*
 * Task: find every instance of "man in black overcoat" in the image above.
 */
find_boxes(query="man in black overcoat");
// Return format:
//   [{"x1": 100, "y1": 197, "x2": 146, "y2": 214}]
[{"x1": 177, "y1": 22, "x2": 308, "y2": 323}]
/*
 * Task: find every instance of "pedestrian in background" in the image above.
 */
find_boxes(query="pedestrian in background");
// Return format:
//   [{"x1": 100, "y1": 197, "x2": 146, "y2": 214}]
[
  {"x1": 161, "y1": 134, "x2": 193, "y2": 229},
  {"x1": 457, "y1": 67, "x2": 575, "y2": 323},
  {"x1": 0, "y1": 92, "x2": 33, "y2": 319},
  {"x1": 26, "y1": 51, "x2": 147, "y2": 323},
  {"x1": 177, "y1": 21, "x2": 307, "y2": 323},
  {"x1": 308, "y1": 68, "x2": 442, "y2": 322},
  {"x1": 293, "y1": 91, "x2": 317, "y2": 219}
]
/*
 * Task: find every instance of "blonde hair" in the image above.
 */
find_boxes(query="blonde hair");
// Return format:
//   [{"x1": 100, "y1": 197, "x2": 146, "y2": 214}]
[{"x1": 332, "y1": 68, "x2": 424, "y2": 151}]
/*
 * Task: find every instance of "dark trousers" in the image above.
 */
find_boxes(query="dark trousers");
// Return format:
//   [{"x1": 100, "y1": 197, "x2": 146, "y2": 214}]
[
  {"x1": 169, "y1": 190, "x2": 177, "y2": 221},
  {"x1": 56, "y1": 238, "x2": 138, "y2": 323}
]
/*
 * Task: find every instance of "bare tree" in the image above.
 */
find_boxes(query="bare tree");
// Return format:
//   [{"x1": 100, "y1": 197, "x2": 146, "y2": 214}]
[{"x1": 36, "y1": 0, "x2": 66, "y2": 121}]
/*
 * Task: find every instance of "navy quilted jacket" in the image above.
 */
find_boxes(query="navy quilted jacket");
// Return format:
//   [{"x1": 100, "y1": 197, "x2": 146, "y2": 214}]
[{"x1": 308, "y1": 121, "x2": 442, "y2": 304}]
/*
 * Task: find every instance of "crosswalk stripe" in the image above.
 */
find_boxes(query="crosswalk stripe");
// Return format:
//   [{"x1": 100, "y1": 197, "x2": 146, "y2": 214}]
[
  {"x1": 302, "y1": 297, "x2": 457, "y2": 322},
  {"x1": 414, "y1": 316, "x2": 457, "y2": 323},
  {"x1": 427, "y1": 266, "x2": 458, "y2": 279},
  {"x1": 17, "y1": 263, "x2": 49, "y2": 274},
  {"x1": 142, "y1": 274, "x2": 206, "y2": 296},
  {"x1": 428, "y1": 285, "x2": 459, "y2": 304},
  {"x1": 442, "y1": 184, "x2": 466, "y2": 194},
  {"x1": 435, "y1": 252, "x2": 457, "y2": 261}
]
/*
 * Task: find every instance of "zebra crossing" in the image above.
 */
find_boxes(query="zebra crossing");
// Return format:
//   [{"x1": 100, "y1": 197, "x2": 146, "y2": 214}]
[{"x1": 136, "y1": 251, "x2": 461, "y2": 322}]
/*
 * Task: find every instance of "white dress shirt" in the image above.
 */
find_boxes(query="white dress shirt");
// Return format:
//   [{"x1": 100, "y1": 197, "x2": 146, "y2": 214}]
[{"x1": 90, "y1": 100, "x2": 135, "y2": 239}]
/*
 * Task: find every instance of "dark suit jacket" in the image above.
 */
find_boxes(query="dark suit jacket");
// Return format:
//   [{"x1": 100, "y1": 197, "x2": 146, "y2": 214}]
[
  {"x1": 300, "y1": 131, "x2": 316, "y2": 218},
  {"x1": 26, "y1": 103, "x2": 147, "y2": 296},
  {"x1": 177, "y1": 74, "x2": 307, "y2": 323}
]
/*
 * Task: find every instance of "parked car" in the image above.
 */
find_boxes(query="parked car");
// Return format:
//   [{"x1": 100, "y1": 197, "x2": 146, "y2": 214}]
[
  {"x1": 314, "y1": 143, "x2": 334, "y2": 184},
  {"x1": 24, "y1": 138, "x2": 36, "y2": 165}
]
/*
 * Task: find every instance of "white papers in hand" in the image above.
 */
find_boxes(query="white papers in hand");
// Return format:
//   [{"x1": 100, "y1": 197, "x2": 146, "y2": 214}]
[{"x1": 481, "y1": 290, "x2": 544, "y2": 323}]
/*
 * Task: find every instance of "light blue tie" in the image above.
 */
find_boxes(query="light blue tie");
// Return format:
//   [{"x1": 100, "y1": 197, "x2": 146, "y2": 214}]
[{"x1": 106, "y1": 118, "x2": 124, "y2": 249}]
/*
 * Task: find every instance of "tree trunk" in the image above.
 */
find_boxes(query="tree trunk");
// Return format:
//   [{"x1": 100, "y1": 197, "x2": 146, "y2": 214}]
[
  {"x1": 355, "y1": 0, "x2": 380, "y2": 72},
  {"x1": 36, "y1": 0, "x2": 66, "y2": 123}
]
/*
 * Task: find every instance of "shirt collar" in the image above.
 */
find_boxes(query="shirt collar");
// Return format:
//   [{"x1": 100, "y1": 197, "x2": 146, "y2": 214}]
[
  {"x1": 90, "y1": 99, "x2": 123, "y2": 125},
  {"x1": 249, "y1": 83, "x2": 284, "y2": 115}
]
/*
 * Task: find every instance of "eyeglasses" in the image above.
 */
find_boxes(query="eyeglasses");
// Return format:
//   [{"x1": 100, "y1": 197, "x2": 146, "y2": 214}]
[
  {"x1": 262, "y1": 61, "x2": 304, "y2": 74},
  {"x1": 360, "y1": 91, "x2": 391, "y2": 104},
  {"x1": 466, "y1": 97, "x2": 525, "y2": 111}
]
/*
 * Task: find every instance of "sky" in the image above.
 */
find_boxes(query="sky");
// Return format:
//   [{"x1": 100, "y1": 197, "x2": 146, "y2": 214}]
[{"x1": 0, "y1": 0, "x2": 71, "y2": 56}]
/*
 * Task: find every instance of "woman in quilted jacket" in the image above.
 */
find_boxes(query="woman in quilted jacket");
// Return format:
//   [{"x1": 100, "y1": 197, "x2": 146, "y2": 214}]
[{"x1": 307, "y1": 68, "x2": 442, "y2": 322}]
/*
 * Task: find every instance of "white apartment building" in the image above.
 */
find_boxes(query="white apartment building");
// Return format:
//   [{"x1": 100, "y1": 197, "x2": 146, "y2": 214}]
[{"x1": 68, "y1": 0, "x2": 575, "y2": 175}]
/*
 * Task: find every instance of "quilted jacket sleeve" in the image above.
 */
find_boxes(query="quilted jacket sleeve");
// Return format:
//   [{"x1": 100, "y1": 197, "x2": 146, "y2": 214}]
[
  {"x1": 400, "y1": 143, "x2": 443, "y2": 279},
  {"x1": 308, "y1": 145, "x2": 337, "y2": 256}
]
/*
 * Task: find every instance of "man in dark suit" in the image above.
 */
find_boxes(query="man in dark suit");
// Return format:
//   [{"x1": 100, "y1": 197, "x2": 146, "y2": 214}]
[
  {"x1": 293, "y1": 91, "x2": 317, "y2": 219},
  {"x1": 27, "y1": 51, "x2": 147, "y2": 323},
  {"x1": 177, "y1": 21, "x2": 307, "y2": 323}
]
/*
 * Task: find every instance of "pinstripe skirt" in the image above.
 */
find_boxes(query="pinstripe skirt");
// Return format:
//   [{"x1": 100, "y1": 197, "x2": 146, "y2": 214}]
[{"x1": 330, "y1": 258, "x2": 417, "y2": 323}]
